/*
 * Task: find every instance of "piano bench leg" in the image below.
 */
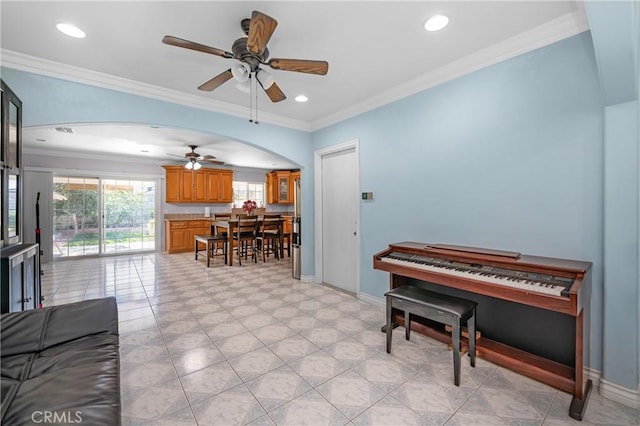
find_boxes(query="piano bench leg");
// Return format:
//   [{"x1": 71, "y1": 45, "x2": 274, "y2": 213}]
[
  {"x1": 405, "y1": 312, "x2": 411, "y2": 341},
  {"x1": 386, "y1": 295, "x2": 393, "y2": 353},
  {"x1": 468, "y1": 307, "x2": 476, "y2": 368},
  {"x1": 453, "y1": 320, "x2": 461, "y2": 386}
]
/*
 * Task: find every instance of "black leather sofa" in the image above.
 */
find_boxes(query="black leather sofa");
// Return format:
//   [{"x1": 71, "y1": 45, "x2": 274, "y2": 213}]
[{"x1": 1, "y1": 297, "x2": 121, "y2": 425}]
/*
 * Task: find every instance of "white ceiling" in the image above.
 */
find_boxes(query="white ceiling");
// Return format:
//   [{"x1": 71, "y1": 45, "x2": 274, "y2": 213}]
[{"x1": 0, "y1": 1, "x2": 589, "y2": 168}]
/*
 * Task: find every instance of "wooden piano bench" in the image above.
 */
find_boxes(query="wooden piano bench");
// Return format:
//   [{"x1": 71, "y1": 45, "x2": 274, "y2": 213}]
[{"x1": 385, "y1": 285, "x2": 478, "y2": 386}]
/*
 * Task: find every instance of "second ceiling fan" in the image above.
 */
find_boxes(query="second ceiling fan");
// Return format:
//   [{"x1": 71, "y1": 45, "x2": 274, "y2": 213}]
[{"x1": 163, "y1": 10, "x2": 328, "y2": 103}]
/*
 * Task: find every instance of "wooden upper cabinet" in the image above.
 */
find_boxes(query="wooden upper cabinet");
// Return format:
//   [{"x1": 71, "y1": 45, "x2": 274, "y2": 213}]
[
  {"x1": 276, "y1": 171, "x2": 291, "y2": 204},
  {"x1": 218, "y1": 171, "x2": 233, "y2": 202},
  {"x1": 206, "y1": 170, "x2": 220, "y2": 201},
  {"x1": 266, "y1": 170, "x2": 299, "y2": 204},
  {"x1": 266, "y1": 172, "x2": 276, "y2": 204},
  {"x1": 163, "y1": 166, "x2": 233, "y2": 203},
  {"x1": 165, "y1": 168, "x2": 182, "y2": 202},
  {"x1": 181, "y1": 170, "x2": 206, "y2": 202}
]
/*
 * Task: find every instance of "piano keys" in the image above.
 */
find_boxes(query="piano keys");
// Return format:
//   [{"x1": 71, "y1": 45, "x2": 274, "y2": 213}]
[{"x1": 373, "y1": 242, "x2": 592, "y2": 420}]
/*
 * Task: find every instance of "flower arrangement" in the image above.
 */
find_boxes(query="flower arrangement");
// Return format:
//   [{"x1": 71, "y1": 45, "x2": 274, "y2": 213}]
[{"x1": 242, "y1": 200, "x2": 258, "y2": 215}]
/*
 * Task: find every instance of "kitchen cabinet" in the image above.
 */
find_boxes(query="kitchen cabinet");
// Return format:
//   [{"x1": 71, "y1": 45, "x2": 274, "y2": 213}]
[
  {"x1": 206, "y1": 169, "x2": 233, "y2": 203},
  {"x1": 163, "y1": 166, "x2": 233, "y2": 203},
  {"x1": 1, "y1": 243, "x2": 40, "y2": 313},
  {"x1": 165, "y1": 168, "x2": 182, "y2": 202},
  {"x1": 266, "y1": 172, "x2": 276, "y2": 204},
  {"x1": 266, "y1": 170, "x2": 300, "y2": 205},
  {"x1": 165, "y1": 219, "x2": 212, "y2": 253}
]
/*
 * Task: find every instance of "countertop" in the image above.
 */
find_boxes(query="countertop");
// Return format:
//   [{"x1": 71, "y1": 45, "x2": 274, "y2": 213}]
[{"x1": 164, "y1": 213, "x2": 294, "y2": 221}]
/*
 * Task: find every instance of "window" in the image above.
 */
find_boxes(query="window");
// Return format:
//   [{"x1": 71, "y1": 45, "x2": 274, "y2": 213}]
[
  {"x1": 233, "y1": 181, "x2": 264, "y2": 207},
  {"x1": 53, "y1": 176, "x2": 156, "y2": 258}
]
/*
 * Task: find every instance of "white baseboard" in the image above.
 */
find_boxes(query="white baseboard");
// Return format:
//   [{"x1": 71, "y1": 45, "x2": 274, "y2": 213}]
[
  {"x1": 358, "y1": 292, "x2": 384, "y2": 306},
  {"x1": 585, "y1": 367, "x2": 640, "y2": 409},
  {"x1": 599, "y1": 377, "x2": 640, "y2": 409}
]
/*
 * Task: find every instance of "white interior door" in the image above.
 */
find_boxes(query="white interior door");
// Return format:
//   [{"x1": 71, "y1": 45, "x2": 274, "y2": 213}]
[{"x1": 321, "y1": 147, "x2": 358, "y2": 293}]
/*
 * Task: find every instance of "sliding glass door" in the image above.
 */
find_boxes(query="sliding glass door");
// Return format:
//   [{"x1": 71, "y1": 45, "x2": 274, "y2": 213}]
[
  {"x1": 53, "y1": 176, "x2": 156, "y2": 258},
  {"x1": 53, "y1": 177, "x2": 100, "y2": 257},
  {"x1": 102, "y1": 179, "x2": 155, "y2": 254}
]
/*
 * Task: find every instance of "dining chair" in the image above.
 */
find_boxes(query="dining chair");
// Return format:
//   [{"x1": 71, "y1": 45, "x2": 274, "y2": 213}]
[
  {"x1": 232, "y1": 218, "x2": 258, "y2": 265},
  {"x1": 194, "y1": 234, "x2": 227, "y2": 267},
  {"x1": 255, "y1": 218, "x2": 281, "y2": 262}
]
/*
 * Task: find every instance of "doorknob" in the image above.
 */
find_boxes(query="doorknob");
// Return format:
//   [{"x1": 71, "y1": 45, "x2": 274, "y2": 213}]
[{"x1": 353, "y1": 231, "x2": 357, "y2": 236}]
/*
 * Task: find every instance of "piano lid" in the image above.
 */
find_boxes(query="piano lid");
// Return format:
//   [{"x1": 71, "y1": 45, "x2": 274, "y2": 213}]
[
  {"x1": 426, "y1": 243, "x2": 521, "y2": 259},
  {"x1": 387, "y1": 242, "x2": 592, "y2": 275}
]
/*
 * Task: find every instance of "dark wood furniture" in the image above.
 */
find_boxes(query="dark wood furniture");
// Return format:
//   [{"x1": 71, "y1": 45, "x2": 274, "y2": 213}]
[
  {"x1": 386, "y1": 285, "x2": 477, "y2": 386},
  {"x1": 0, "y1": 243, "x2": 40, "y2": 313},
  {"x1": 1, "y1": 80, "x2": 23, "y2": 249},
  {"x1": 194, "y1": 234, "x2": 227, "y2": 267},
  {"x1": 232, "y1": 218, "x2": 258, "y2": 266},
  {"x1": 212, "y1": 217, "x2": 284, "y2": 266},
  {"x1": 256, "y1": 218, "x2": 281, "y2": 262},
  {"x1": 374, "y1": 241, "x2": 592, "y2": 420}
]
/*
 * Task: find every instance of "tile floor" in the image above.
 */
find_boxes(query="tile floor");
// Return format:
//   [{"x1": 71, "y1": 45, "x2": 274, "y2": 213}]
[{"x1": 41, "y1": 253, "x2": 639, "y2": 425}]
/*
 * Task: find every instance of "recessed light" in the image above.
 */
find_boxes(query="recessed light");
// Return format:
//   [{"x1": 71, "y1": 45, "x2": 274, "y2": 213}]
[
  {"x1": 36, "y1": 138, "x2": 46, "y2": 142},
  {"x1": 294, "y1": 95, "x2": 308, "y2": 103},
  {"x1": 140, "y1": 150, "x2": 149, "y2": 153},
  {"x1": 424, "y1": 15, "x2": 449, "y2": 32},
  {"x1": 56, "y1": 23, "x2": 86, "y2": 39}
]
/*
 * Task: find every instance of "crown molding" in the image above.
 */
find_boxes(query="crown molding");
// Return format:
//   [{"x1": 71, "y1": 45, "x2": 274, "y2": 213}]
[
  {"x1": 1, "y1": 9, "x2": 589, "y2": 134},
  {"x1": 310, "y1": 9, "x2": 590, "y2": 131},
  {"x1": 0, "y1": 49, "x2": 311, "y2": 132}
]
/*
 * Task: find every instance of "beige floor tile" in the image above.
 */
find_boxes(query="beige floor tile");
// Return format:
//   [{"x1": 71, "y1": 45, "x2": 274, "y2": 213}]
[{"x1": 40, "y1": 254, "x2": 640, "y2": 426}]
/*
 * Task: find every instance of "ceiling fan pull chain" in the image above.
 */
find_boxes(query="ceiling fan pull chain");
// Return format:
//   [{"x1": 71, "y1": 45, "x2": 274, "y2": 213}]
[
  {"x1": 248, "y1": 74, "x2": 254, "y2": 123},
  {"x1": 255, "y1": 75, "x2": 259, "y2": 125}
]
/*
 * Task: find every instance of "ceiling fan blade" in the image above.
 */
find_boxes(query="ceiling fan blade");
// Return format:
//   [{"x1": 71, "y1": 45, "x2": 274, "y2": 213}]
[
  {"x1": 261, "y1": 81, "x2": 287, "y2": 103},
  {"x1": 162, "y1": 35, "x2": 234, "y2": 59},
  {"x1": 198, "y1": 69, "x2": 233, "y2": 91},
  {"x1": 267, "y1": 58, "x2": 328, "y2": 75},
  {"x1": 165, "y1": 152, "x2": 186, "y2": 158},
  {"x1": 247, "y1": 11, "x2": 278, "y2": 55},
  {"x1": 203, "y1": 158, "x2": 225, "y2": 165}
]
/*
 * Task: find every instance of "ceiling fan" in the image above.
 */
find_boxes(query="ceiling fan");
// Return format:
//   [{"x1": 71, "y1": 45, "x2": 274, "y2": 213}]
[
  {"x1": 168, "y1": 145, "x2": 225, "y2": 170},
  {"x1": 162, "y1": 10, "x2": 329, "y2": 103}
]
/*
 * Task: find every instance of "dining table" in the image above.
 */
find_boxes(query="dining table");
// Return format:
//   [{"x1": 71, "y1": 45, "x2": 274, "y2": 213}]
[{"x1": 211, "y1": 217, "x2": 284, "y2": 266}]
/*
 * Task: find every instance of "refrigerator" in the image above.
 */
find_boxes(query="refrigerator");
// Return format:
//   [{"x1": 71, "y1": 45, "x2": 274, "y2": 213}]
[{"x1": 292, "y1": 177, "x2": 301, "y2": 279}]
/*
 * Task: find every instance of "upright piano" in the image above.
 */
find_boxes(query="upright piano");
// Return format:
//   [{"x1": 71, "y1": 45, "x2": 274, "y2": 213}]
[{"x1": 374, "y1": 242, "x2": 592, "y2": 420}]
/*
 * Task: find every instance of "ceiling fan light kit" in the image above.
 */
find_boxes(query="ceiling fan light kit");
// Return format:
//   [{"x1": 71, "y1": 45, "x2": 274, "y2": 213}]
[
  {"x1": 231, "y1": 62, "x2": 251, "y2": 83},
  {"x1": 185, "y1": 158, "x2": 202, "y2": 170},
  {"x1": 177, "y1": 145, "x2": 224, "y2": 169},
  {"x1": 162, "y1": 10, "x2": 328, "y2": 123},
  {"x1": 256, "y1": 69, "x2": 275, "y2": 90}
]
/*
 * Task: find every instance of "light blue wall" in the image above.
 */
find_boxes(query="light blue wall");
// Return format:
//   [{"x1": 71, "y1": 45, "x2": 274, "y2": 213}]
[
  {"x1": 313, "y1": 32, "x2": 606, "y2": 370},
  {"x1": 603, "y1": 101, "x2": 639, "y2": 390},
  {"x1": 0, "y1": 67, "x2": 317, "y2": 276},
  {"x1": 585, "y1": 0, "x2": 640, "y2": 394}
]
